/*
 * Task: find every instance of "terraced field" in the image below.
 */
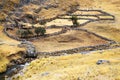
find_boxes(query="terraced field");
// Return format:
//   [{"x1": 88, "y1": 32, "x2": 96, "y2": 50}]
[
  {"x1": 0, "y1": 0, "x2": 120, "y2": 80},
  {"x1": 34, "y1": 29, "x2": 109, "y2": 52}
]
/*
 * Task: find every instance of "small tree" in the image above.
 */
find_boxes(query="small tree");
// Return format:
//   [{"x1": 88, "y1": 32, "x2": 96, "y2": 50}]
[
  {"x1": 22, "y1": 30, "x2": 29, "y2": 38},
  {"x1": 39, "y1": 20, "x2": 46, "y2": 27},
  {"x1": 40, "y1": 27, "x2": 46, "y2": 36},
  {"x1": 34, "y1": 27, "x2": 46, "y2": 36},
  {"x1": 27, "y1": 29, "x2": 33, "y2": 37},
  {"x1": 16, "y1": 29, "x2": 31, "y2": 38},
  {"x1": 70, "y1": 16, "x2": 79, "y2": 27},
  {"x1": 40, "y1": 21, "x2": 46, "y2": 25},
  {"x1": 16, "y1": 29, "x2": 24, "y2": 37}
]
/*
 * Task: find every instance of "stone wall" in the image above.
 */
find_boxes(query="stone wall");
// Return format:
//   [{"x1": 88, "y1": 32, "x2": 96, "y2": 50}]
[
  {"x1": 37, "y1": 28, "x2": 118, "y2": 56},
  {"x1": 38, "y1": 42, "x2": 119, "y2": 56},
  {"x1": 3, "y1": 28, "x2": 23, "y2": 41},
  {"x1": 3, "y1": 9, "x2": 118, "y2": 57},
  {"x1": 72, "y1": 28, "x2": 115, "y2": 42},
  {"x1": 3, "y1": 27, "x2": 67, "y2": 41}
]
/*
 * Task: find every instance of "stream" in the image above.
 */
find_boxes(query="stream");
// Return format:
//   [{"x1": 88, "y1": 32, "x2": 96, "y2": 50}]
[{"x1": 0, "y1": 62, "x2": 30, "y2": 80}]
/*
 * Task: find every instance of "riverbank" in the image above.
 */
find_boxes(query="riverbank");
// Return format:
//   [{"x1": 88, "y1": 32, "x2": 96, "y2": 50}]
[{"x1": 10, "y1": 47, "x2": 120, "y2": 80}]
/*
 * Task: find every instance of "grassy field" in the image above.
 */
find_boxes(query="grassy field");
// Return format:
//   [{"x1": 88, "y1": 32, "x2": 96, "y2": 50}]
[
  {"x1": 13, "y1": 48, "x2": 120, "y2": 80},
  {"x1": 37, "y1": 0, "x2": 94, "y2": 19},
  {"x1": 82, "y1": 0, "x2": 120, "y2": 42},
  {"x1": 33, "y1": 30, "x2": 108, "y2": 52}
]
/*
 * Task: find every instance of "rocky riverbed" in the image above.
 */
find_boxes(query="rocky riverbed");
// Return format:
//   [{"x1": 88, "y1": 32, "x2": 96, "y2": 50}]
[
  {"x1": 0, "y1": 40, "x2": 38, "y2": 80},
  {"x1": 0, "y1": 57, "x2": 36, "y2": 80}
]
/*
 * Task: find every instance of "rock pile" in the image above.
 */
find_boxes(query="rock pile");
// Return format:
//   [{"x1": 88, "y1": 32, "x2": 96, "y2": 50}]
[{"x1": 19, "y1": 40, "x2": 38, "y2": 58}]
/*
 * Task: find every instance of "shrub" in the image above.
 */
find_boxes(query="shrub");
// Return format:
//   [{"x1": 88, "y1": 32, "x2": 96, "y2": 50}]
[
  {"x1": 16, "y1": 29, "x2": 32, "y2": 38},
  {"x1": 39, "y1": 20, "x2": 46, "y2": 25},
  {"x1": 70, "y1": 16, "x2": 79, "y2": 27},
  {"x1": 34, "y1": 27, "x2": 46, "y2": 36},
  {"x1": 27, "y1": 29, "x2": 33, "y2": 35}
]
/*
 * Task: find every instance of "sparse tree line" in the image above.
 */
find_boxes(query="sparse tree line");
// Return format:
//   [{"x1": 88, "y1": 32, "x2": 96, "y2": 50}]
[{"x1": 16, "y1": 27, "x2": 46, "y2": 38}]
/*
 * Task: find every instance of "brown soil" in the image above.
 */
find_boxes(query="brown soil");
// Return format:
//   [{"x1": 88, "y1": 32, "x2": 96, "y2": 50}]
[{"x1": 33, "y1": 30, "x2": 108, "y2": 52}]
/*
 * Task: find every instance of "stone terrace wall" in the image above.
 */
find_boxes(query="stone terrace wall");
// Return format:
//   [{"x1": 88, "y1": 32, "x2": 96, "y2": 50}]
[
  {"x1": 3, "y1": 27, "x2": 67, "y2": 41},
  {"x1": 38, "y1": 42, "x2": 119, "y2": 56},
  {"x1": 37, "y1": 28, "x2": 118, "y2": 56}
]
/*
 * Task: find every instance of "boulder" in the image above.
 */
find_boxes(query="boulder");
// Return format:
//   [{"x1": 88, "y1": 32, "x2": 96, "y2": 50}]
[
  {"x1": 25, "y1": 46, "x2": 37, "y2": 58},
  {"x1": 96, "y1": 60, "x2": 110, "y2": 65},
  {"x1": 20, "y1": 40, "x2": 38, "y2": 58}
]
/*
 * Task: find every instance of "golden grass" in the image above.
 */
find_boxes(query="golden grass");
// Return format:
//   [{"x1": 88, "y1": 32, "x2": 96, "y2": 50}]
[
  {"x1": 0, "y1": 0, "x2": 120, "y2": 78},
  {"x1": 14, "y1": 48, "x2": 120, "y2": 80},
  {"x1": 72, "y1": 11, "x2": 102, "y2": 15},
  {"x1": 46, "y1": 28, "x2": 62, "y2": 34},
  {"x1": 0, "y1": 26, "x2": 19, "y2": 43},
  {"x1": 60, "y1": 15, "x2": 98, "y2": 20},
  {"x1": 0, "y1": 12, "x2": 7, "y2": 21},
  {"x1": 81, "y1": 0, "x2": 120, "y2": 42},
  {"x1": 98, "y1": 16, "x2": 114, "y2": 19},
  {"x1": 83, "y1": 24, "x2": 120, "y2": 42},
  {"x1": 0, "y1": 26, "x2": 24, "y2": 73},
  {"x1": 46, "y1": 19, "x2": 89, "y2": 27},
  {"x1": 38, "y1": 8, "x2": 65, "y2": 19},
  {"x1": 37, "y1": 0, "x2": 94, "y2": 19},
  {"x1": 0, "y1": 44, "x2": 24, "y2": 73},
  {"x1": 0, "y1": 53, "x2": 9, "y2": 73},
  {"x1": 46, "y1": 19, "x2": 73, "y2": 26}
]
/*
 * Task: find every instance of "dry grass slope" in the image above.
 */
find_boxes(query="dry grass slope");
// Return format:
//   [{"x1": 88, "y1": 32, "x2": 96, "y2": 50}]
[
  {"x1": 0, "y1": 26, "x2": 24, "y2": 73},
  {"x1": 13, "y1": 48, "x2": 120, "y2": 80},
  {"x1": 0, "y1": 0, "x2": 120, "y2": 79}
]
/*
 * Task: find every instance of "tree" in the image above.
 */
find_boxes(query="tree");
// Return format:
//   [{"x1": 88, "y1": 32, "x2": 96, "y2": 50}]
[
  {"x1": 16, "y1": 29, "x2": 32, "y2": 38},
  {"x1": 40, "y1": 27, "x2": 46, "y2": 36},
  {"x1": 70, "y1": 16, "x2": 79, "y2": 27},
  {"x1": 27, "y1": 29, "x2": 33, "y2": 37},
  {"x1": 34, "y1": 27, "x2": 46, "y2": 36}
]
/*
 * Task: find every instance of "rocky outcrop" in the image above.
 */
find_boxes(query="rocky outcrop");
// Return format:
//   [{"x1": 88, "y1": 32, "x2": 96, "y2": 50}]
[
  {"x1": 96, "y1": 60, "x2": 110, "y2": 65},
  {"x1": 38, "y1": 42, "x2": 120, "y2": 57},
  {"x1": 19, "y1": 40, "x2": 38, "y2": 58}
]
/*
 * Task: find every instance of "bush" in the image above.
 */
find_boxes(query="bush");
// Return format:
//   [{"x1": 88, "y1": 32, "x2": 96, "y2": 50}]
[
  {"x1": 39, "y1": 20, "x2": 46, "y2": 25},
  {"x1": 27, "y1": 29, "x2": 33, "y2": 35},
  {"x1": 16, "y1": 29, "x2": 33, "y2": 38},
  {"x1": 34, "y1": 27, "x2": 46, "y2": 36},
  {"x1": 70, "y1": 16, "x2": 79, "y2": 27}
]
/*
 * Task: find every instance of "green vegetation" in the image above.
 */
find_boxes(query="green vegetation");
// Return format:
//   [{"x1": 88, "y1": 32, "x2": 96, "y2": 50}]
[
  {"x1": 40, "y1": 20, "x2": 47, "y2": 26},
  {"x1": 16, "y1": 27, "x2": 46, "y2": 38},
  {"x1": 16, "y1": 29, "x2": 33, "y2": 38},
  {"x1": 34, "y1": 27, "x2": 46, "y2": 36},
  {"x1": 70, "y1": 16, "x2": 79, "y2": 27}
]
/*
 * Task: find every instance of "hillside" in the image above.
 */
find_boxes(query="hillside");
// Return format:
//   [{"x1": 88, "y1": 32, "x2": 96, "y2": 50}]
[
  {"x1": 0, "y1": 0, "x2": 120, "y2": 80},
  {"x1": 12, "y1": 48, "x2": 120, "y2": 80},
  {"x1": 0, "y1": 26, "x2": 24, "y2": 73}
]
